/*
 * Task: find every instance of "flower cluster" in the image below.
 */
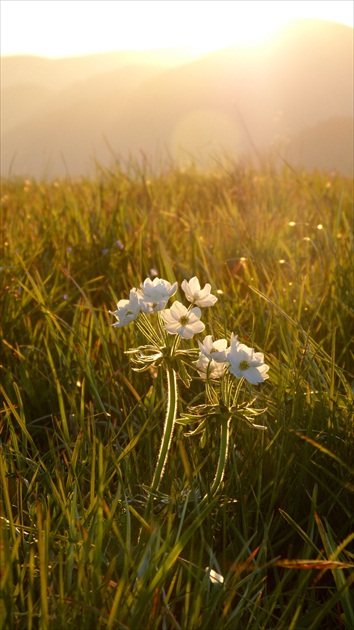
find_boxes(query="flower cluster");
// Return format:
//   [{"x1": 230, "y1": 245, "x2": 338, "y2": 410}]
[
  {"x1": 110, "y1": 278, "x2": 177, "y2": 327},
  {"x1": 111, "y1": 275, "x2": 216, "y2": 338},
  {"x1": 111, "y1": 273, "x2": 269, "y2": 495},
  {"x1": 111, "y1": 275, "x2": 269, "y2": 385},
  {"x1": 196, "y1": 332, "x2": 269, "y2": 385}
]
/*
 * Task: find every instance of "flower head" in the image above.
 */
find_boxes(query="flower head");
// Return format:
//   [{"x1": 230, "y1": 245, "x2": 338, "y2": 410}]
[
  {"x1": 110, "y1": 288, "x2": 141, "y2": 327},
  {"x1": 207, "y1": 568, "x2": 224, "y2": 585},
  {"x1": 160, "y1": 301, "x2": 205, "y2": 339},
  {"x1": 196, "y1": 353, "x2": 227, "y2": 380},
  {"x1": 138, "y1": 277, "x2": 178, "y2": 313},
  {"x1": 198, "y1": 335, "x2": 229, "y2": 362},
  {"x1": 226, "y1": 334, "x2": 269, "y2": 384},
  {"x1": 196, "y1": 336, "x2": 229, "y2": 379},
  {"x1": 181, "y1": 276, "x2": 218, "y2": 308}
]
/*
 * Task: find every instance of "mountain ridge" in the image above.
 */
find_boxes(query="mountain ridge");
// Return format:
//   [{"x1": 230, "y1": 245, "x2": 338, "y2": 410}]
[{"x1": 1, "y1": 19, "x2": 353, "y2": 178}]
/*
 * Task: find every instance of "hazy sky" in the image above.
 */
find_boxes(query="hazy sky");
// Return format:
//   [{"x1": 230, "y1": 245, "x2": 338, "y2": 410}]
[{"x1": 1, "y1": 0, "x2": 353, "y2": 57}]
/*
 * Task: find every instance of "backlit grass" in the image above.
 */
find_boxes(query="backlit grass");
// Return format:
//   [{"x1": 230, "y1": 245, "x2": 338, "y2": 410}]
[{"x1": 1, "y1": 158, "x2": 353, "y2": 629}]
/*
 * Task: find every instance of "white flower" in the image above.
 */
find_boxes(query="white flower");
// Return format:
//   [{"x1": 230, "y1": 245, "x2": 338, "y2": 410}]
[
  {"x1": 181, "y1": 276, "x2": 218, "y2": 307},
  {"x1": 207, "y1": 568, "x2": 224, "y2": 585},
  {"x1": 110, "y1": 288, "x2": 141, "y2": 327},
  {"x1": 198, "y1": 335, "x2": 229, "y2": 362},
  {"x1": 160, "y1": 301, "x2": 205, "y2": 339},
  {"x1": 226, "y1": 334, "x2": 269, "y2": 384},
  {"x1": 196, "y1": 335, "x2": 229, "y2": 378},
  {"x1": 138, "y1": 277, "x2": 178, "y2": 313},
  {"x1": 195, "y1": 353, "x2": 226, "y2": 380}
]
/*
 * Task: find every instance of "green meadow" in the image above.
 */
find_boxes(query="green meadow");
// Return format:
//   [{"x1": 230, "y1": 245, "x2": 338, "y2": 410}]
[{"x1": 1, "y1": 158, "x2": 353, "y2": 628}]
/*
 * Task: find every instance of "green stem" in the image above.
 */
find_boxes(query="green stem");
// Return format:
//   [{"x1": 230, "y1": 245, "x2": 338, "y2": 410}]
[
  {"x1": 150, "y1": 363, "x2": 178, "y2": 493},
  {"x1": 200, "y1": 415, "x2": 230, "y2": 509}
]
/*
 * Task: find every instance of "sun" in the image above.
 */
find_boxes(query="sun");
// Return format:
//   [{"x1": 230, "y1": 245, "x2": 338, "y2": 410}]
[
  {"x1": 187, "y1": 1, "x2": 353, "y2": 54},
  {"x1": 0, "y1": 0, "x2": 353, "y2": 58},
  {"x1": 194, "y1": 13, "x2": 288, "y2": 53}
]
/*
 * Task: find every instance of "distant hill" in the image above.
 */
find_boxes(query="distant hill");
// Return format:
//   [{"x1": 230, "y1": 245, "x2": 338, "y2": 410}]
[
  {"x1": 280, "y1": 117, "x2": 354, "y2": 174},
  {"x1": 1, "y1": 20, "x2": 353, "y2": 178},
  {"x1": 1, "y1": 48, "x2": 203, "y2": 90},
  {"x1": 1, "y1": 84, "x2": 56, "y2": 132}
]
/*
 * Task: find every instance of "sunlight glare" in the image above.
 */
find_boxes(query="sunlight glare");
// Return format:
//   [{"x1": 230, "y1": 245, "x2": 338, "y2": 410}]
[
  {"x1": 1, "y1": 0, "x2": 353, "y2": 58},
  {"x1": 196, "y1": 16, "x2": 285, "y2": 52}
]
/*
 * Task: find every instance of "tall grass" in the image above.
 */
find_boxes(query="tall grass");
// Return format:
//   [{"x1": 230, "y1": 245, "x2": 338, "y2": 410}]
[{"x1": 1, "y1": 158, "x2": 353, "y2": 628}]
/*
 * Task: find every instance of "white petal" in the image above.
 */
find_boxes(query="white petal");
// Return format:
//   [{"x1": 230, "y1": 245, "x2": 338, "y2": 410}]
[
  {"x1": 164, "y1": 321, "x2": 182, "y2": 334},
  {"x1": 171, "y1": 301, "x2": 188, "y2": 318},
  {"x1": 160, "y1": 309, "x2": 173, "y2": 323},
  {"x1": 199, "y1": 283, "x2": 211, "y2": 297},
  {"x1": 190, "y1": 320, "x2": 205, "y2": 334},
  {"x1": 179, "y1": 326, "x2": 196, "y2": 339},
  {"x1": 189, "y1": 277, "x2": 201, "y2": 293},
  {"x1": 209, "y1": 568, "x2": 224, "y2": 584},
  {"x1": 228, "y1": 364, "x2": 243, "y2": 379},
  {"x1": 188, "y1": 306, "x2": 202, "y2": 320},
  {"x1": 213, "y1": 339, "x2": 228, "y2": 351}
]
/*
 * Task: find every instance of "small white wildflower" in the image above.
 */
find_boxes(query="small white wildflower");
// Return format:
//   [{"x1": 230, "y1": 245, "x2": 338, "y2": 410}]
[
  {"x1": 181, "y1": 276, "x2": 218, "y2": 307},
  {"x1": 226, "y1": 333, "x2": 269, "y2": 384},
  {"x1": 160, "y1": 301, "x2": 205, "y2": 339},
  {"x1": 207, "y1": 568, "x2": 224, "y2": 585},
  {"x1": 110, "y1": 288, "x2": 141, "y2": 327},
  {"x1": 138, "y1": 277, "x2": 178, "y2": 313},
  {"x1": 198, "y1": 335, "x2": 229, "y2": 362}
]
